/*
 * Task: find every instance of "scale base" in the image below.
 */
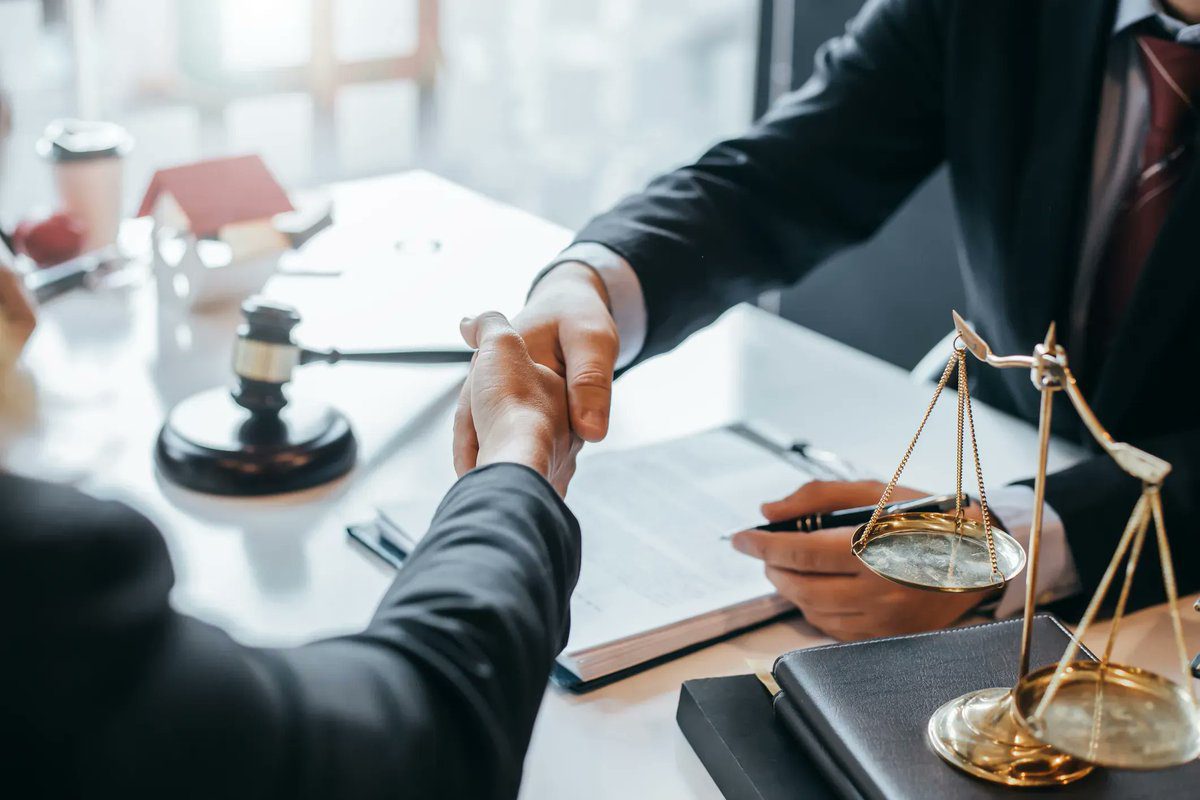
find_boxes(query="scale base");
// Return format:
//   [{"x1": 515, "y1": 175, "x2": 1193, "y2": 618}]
[
  {"x1": 157, "y1": 386, "x2": 357, "y2": 496},
  {"x1": 927, "y1": 686, "x2": 1096, "y2": 787}
]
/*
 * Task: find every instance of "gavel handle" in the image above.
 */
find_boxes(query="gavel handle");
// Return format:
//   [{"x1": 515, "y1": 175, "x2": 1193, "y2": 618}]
[{"x1": 301, "y1": 347, "x2": 474, "y2": 365}]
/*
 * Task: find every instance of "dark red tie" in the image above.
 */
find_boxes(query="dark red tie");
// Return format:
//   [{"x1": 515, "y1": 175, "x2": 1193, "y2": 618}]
[{"x1": 1089, "y1": 35, "x2": 1200, "y2": 360}]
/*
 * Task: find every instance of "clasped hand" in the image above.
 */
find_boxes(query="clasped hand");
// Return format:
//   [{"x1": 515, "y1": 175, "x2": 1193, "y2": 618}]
[
  {"x1": 456, "y1": 312, "x2": 582, "y2": 495},
  {"x1": 454, "y1": 263, "x2": 618, "y2": 489}
]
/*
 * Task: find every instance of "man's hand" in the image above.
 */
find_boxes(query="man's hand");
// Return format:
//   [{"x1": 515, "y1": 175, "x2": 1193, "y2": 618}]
[
  {"x1": 730, "y1": 481, "x2": 987, "y2": 641},
  {"x1": 0, "y1": 263, "x2": 37, "y2": 364},
  {"x1": 456, "y1": 312, "x2": 582, "y2": 495},
  {"x1": 454, "y1": 261, "x2": 618, "y2": 473}
]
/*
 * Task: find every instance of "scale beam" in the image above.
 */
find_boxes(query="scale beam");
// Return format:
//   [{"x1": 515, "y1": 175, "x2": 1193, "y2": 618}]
[{"x1": 950, "y1": 311, "x2": 1170, "y2": 485}]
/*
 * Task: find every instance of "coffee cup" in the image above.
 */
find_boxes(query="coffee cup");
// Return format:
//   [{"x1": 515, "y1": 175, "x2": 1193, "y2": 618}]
[{"x1": 37, "y1": 119, "x2": 133, "y2": 252}]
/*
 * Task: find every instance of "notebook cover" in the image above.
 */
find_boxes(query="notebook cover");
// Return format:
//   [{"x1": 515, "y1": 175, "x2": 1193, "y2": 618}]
[
  {"x1": 676, "y1": 675, "x2": 839, "y2": 800},
  {"x1": 771, "y1": 691, "x2": 865, "y2": 800},
  {"x1": 773, "y1": 614, "x2": 1200, "y2": 799}
]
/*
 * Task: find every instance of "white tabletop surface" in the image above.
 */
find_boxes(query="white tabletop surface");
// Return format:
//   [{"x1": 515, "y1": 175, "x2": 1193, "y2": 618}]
[{"x1": 3, "y1": 171, "x2": 1196, "y2": 799}]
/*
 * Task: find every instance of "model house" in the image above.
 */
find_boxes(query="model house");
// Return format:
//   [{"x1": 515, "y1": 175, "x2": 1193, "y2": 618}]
[{"x1": 140, "y1": 154, "x2": 296, "y2": 308}]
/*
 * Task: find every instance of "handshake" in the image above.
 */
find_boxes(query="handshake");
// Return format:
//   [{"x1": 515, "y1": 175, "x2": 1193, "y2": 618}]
[{"x1": 454, "y1": 262, "x2": 617, "y2": 496}]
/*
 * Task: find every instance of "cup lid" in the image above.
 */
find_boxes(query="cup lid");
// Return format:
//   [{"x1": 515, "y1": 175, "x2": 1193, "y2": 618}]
[{"x1": 36, "y1": 119, "x2": 133, "y2": 162}]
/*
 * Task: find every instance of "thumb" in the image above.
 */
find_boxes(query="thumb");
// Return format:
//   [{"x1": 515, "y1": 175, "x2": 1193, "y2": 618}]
[
  {"x1": 560, "y1": 321, "x2": 618, "y2": 442},
  {"x1": 459, "y1": 316, "x2": 476, "y2": 347},
  {"x1": 760, "y1": 480, "x2": 887, "y2": 521},
  {"x1": 460, "y1": 311, "x2": 517, "y2": 351}
]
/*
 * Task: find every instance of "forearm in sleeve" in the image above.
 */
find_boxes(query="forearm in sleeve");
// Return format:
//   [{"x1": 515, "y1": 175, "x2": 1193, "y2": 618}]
[
  {"x1": 571, "y1": 0, "x2": 950, "y2": 363},
  {"x1": 273, "y1": 462, "x2": 581, "y2": 799},
  {"x1": 34, "y1": 465, "x2": 579, "y2": 800}
]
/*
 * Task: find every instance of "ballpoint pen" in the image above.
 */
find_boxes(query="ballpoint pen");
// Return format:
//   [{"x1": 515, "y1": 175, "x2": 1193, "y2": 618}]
[{"x1": 746, "y1": 493, "x2": 959, "y2": 533}]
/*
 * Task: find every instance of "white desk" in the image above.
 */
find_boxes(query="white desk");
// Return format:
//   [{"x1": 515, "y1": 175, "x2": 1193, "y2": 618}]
[{"x1": 3, "y1": 171, "x2": 1196, "y2": 799}]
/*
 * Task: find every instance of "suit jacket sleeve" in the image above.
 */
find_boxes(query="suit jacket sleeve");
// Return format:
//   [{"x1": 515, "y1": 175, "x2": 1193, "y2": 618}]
[
  {"x1": 0, "y1": 463, "x2": 580, "y2": 800},
  {"x1": 572, "y1": 0, "x2": 949, "y2": 364},
  {"x1": 1026, "y1": 428, "x2": 1200, "y2": 618}
]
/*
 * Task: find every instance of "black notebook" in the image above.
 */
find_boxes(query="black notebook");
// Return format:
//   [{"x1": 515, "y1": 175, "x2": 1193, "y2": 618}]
[
  {"x1": 772, "y1": 615, "x2": 1200, "y2": 799},
  {"x1": 677, "y1": 674, "x2": 839, "y2": 800}
]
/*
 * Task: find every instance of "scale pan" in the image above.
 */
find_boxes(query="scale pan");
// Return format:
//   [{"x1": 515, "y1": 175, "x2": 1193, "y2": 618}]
[
  {"x1": 851, "y1": 512, "x2": 1025, "y2": 592},
  {"x1": 1013, "y1": 661, "x2": 1200, "y2": 769}
]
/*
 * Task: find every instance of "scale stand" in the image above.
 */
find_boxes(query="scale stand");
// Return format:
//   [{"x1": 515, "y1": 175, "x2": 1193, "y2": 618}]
[{"x1": 853, "y1": 313, "x2": 1199, "y2": 787}]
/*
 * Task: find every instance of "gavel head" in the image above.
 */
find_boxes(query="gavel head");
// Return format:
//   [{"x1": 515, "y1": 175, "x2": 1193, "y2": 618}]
[
  {"x1": 231, "y1": 297, "x2": 303, "y2": 415},
  {"x1": 157, "y1": 294, "x2": 358, "y2": 495}
]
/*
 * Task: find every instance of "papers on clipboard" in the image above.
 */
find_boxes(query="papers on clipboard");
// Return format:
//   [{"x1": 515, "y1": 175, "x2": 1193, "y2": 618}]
[{"x1": 371, "y1": 424, "x2": 821, "y2": 687}]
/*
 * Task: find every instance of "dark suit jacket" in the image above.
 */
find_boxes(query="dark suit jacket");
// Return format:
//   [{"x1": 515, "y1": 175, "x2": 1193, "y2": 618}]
[
  {"x1": 573, "y1": 0, "x2": 1196, "y2": 614},
  {"x1": 0, "y1": 464, "x2": 580, "y2": 799}
]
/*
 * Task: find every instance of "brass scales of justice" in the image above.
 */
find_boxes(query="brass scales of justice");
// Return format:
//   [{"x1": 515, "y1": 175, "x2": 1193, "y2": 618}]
[{"x1": 847, "y1": 311, "x2": 1199, "y2": 787}]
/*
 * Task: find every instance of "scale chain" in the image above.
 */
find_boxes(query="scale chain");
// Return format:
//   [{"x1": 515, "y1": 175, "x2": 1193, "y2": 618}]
[
  {"x1": 1101, "y1": 505, "x2": 1151, "y2": 666},
  {"x1": 1148, "y1": 489, "x2": 1199, "y2": 707},
  {"x1": 955, "y1": 351, "x2": 966, "y2": 531},
  {"x1": 960, "y1": 352, "x2": 1001, "y2": 582},
  {"x1": 855, "y1": 346, "x2": 1002, "y2": 589},
  {"x1": 855, "y1": 352, "x2": 958, "y2": 554},
  {"x1": 1033, "y1": 493, "x2": 1151, "y2": 719}
]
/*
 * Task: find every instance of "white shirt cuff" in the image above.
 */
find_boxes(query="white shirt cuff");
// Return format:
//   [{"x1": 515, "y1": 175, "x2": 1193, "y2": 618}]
[
  {"x1": 539, "y1": 243, "x2": 648, "y2": 369},
  {"x1": 990, "y1": 484, "x2": 1082, "y2": 618}
]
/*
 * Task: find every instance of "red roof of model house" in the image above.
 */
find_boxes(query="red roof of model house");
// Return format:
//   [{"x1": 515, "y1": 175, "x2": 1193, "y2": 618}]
[{"x1": 138, "y1": 154, "x2": 294, "y2": 237}]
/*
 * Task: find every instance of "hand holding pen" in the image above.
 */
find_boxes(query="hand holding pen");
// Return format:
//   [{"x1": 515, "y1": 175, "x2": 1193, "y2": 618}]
[{"x1": 729, "y1": 481, "x2": 987, "y2": 642}]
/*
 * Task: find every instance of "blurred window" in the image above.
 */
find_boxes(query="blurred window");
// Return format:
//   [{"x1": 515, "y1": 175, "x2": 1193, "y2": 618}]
[{"x1": 0, "y1": 0, "x2": 756, "y2": 230}]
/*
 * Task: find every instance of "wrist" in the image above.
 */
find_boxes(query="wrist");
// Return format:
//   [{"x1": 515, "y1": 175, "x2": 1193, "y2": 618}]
[
  {"x1": 476, "y1": 414, "x2": 555, "y2": 479},
  {"x1": 478, "y1": 441, "x2": 551, "y2": 478},
  {"x1": 532, "y1": 260, "x2": 612, "y2": 310}
]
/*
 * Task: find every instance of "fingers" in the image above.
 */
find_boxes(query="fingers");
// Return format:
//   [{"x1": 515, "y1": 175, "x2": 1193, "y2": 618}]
[
  {"x1": 452, "y1": 377, "x2": 478, "y2": 476},
  {"x1": 550, "y1": 435, "x2": 584, "y2": 497},
  {"x1": 558, "y1": 318, "x2": 618, "y2": 442},
  {"x1": 760, "y1": 480, "x2": 897, "y2": 521},
  {"x1": 0, "y1": 266, "x2": 36, "y2": 347},
  {"x1": 764, "y1": 567, "x2": 865, "y2": 614},
  {"x1": 730, "y1": 528, "x2": 862, "y2": 574},
  {"x1": 762, "y1": 565, "x2": 878, "y2": 641}
]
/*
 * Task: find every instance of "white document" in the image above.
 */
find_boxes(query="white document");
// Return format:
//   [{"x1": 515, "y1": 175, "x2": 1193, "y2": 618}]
[
  {"x1": 561, "y1": 426, "x2": 811, "y2": 655},
  {"x1": 377, "y1": 425, "x2": 816, "y2": 683}
]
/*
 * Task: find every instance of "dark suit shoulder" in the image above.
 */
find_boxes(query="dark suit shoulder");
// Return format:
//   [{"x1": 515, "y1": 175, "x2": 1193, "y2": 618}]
[
  {"x1": 0, "y1": 472, "x2": 174, "y2": 691},
  {"x1": 0, "y1": 471, "x2": 171, "y2": 586}
]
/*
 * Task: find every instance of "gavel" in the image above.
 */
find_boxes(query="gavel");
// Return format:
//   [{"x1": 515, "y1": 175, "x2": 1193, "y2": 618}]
[
  {"x1": 157, "y1": 297, "x2": 472, "y2": 496},
  {"x1": 230, "y1": 297, "x2": 472, "y2": 416}
]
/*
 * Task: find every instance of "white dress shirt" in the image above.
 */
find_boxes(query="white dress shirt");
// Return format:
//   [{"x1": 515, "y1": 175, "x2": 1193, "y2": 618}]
[{"x1": 536, "y1": 0, "x2": 1195, "y2": 616}]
